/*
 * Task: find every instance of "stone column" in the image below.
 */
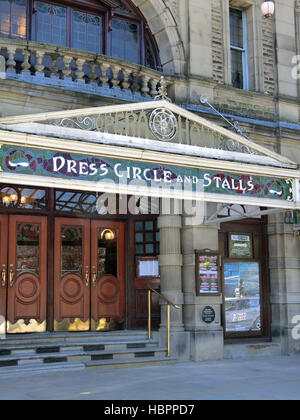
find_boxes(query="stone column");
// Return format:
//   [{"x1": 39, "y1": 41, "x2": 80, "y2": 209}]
[
  {"x1": 157, "y1": 202, "x2": 190, "y2": 360},
  {"x1": 268, "y1": 214, "x2": 300, "y2": 355},
  {"x1": 182, "y1": 203, "x2": 223, "y2": 361}
]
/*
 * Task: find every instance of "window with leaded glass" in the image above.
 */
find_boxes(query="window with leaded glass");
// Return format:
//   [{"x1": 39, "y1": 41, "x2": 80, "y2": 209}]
[
  {"x1": 32, "y1": 1, "x2": 67, "y2": 46},
  {"x1": 111, "y1": 18, "x2": 140, "y2": 64},
  {"x1": 230, "y1": 8, "x2": 248, "y2": 90},
  {"x1": 135, "y1": 220, "x2": 159, "y2": 257},
  {"x1": 72, "y1": 11, "x2": 103, "y2": 53}
]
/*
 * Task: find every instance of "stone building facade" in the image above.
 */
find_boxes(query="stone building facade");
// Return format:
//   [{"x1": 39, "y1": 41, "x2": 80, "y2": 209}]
[{"x1": 0, "y1": 0, "x2": 299, "y2": 362}]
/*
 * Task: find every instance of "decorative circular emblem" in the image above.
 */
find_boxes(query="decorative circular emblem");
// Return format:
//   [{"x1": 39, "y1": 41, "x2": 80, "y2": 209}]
[{"x1": 149, "y1": 108, "x2": 178, "y2": 141}]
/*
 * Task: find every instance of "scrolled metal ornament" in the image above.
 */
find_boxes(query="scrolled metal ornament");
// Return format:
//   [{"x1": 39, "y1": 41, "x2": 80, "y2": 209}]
[
  {"x1": 51, "y1": 116, "x2": 96, "y2": 131},
  {"x1": 149, "y1": 108, "x2": 178, "y2": 141}
]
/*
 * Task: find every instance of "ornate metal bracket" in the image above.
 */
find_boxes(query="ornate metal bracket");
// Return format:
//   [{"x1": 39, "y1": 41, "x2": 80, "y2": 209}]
[{"x1": 200, "y1": 96, "x2": 254, "y2": 143}]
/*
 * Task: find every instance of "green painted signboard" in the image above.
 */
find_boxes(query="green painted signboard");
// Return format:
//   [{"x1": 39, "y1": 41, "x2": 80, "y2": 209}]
[
  {"x1": 229, "y1": 234, "x2": 253, "y2": 258},
  {"x1": 0, "y1": 145, "x2": 295, "y2": 202}
]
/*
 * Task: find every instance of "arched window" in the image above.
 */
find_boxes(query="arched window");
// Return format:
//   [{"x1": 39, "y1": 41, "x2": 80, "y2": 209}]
[{"x1": 0, "y1": 0, "x2": 161, "y2": 70}]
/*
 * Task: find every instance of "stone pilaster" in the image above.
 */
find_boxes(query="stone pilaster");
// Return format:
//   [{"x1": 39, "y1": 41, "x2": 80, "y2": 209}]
[
  {"x1": 182, "y1": 204, "x2": 223, "y2": 361},
  {"x1": 274, "y1": 0, "x2": 299, "y2": 123},
  {"x1": 268, "y1": 214, "x2": 300, "y2": 355},
  {"x1": 157, "y1": 211, "x2": 190, "y2": 360}
]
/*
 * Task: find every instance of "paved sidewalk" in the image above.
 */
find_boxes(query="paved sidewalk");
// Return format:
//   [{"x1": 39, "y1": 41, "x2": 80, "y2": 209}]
[{"x1": 0, "y1": 355, "x2": 300, "y2": 400}]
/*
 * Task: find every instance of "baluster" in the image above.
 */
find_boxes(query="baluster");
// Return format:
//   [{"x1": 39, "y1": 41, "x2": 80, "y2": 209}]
[
  {"x1": 121, "y1": 68, "x2": 132, "y2": 90},
  {"x1": 6, "y1": 46, "x2": 17, "y2": 75},
  {"x1": 110, "y1": 65, "x2": 121, "y2": 88},
  {"x1": 141, "y1": 75, "x2": 150, "y2": 96},
  {"x1": 75, "y1": 58, "x2": 86, "y2": 83},
  {"x1": 0, "y1": 55, "x2": 5, "y2": 78},
  {"x1": 149, "y1": 78, "x2": 159, "y2": 98},
  {"x1": 49, "y1": 53, "x2": 59, "y2": 79},
  {"x1": 88, "y1": 61, "x2": 98, "y2": 85},
  {"x1": 99, "y1": 62, "x2": 110, "y2": 87},
  {"x1": 62, "y1": 55, "x2": 73, "y2": 80},
  {"x1": 35, "y1": 50, "x2": 45, "y2": 77},
  {"x1": 21, "y1": 50, "x2": 31, "y2": 75},
  {"x1": 131, "y1": 72, "x2": 140, "y2": 93}
]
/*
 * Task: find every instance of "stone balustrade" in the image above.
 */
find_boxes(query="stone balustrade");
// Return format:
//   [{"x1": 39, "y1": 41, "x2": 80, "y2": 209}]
[{"x1": 0, "y1": 38, "x2": 168, "y2": 100}]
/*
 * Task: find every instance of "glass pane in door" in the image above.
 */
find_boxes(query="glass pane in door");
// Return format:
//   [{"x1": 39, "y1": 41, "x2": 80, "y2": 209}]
[
  {"x1": 224, "y1": 262, "x2": 261, "y2": 333},
  {"x1": 98, "y1": 228, "x2": 117, "y2": 277},
  {"x1": 54, "y1": 221, "x2": 89, "y2": 332},
  {"x1": 61, "y1": 226, "x2": 83, "y2": 277},
  {"x1": 16, "y1": 223, "x2": 40, "y2": 275}
]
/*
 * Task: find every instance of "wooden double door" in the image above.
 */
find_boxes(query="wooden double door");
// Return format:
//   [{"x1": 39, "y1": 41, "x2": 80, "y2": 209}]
[
  {"x1": 54, "y1": 218, "x2": 125, "y2": 332},
  {"x1": 0, "y1": 215, "x2": 47, "y2": 334}
]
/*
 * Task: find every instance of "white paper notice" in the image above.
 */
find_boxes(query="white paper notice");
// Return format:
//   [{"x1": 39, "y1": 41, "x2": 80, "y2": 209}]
[{"x1": 139, "y1": 260, "x2": 159, "y2": 277}]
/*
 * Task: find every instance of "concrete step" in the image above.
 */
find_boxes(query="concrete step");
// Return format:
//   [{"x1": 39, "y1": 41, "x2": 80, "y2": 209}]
[{"x1": 224, "y1": 342, "x2": 281, "y2": 359}]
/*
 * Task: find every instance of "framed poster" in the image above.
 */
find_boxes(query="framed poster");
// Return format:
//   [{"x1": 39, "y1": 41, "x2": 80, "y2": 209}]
[
  {"x1": 195, "y1": 249, "x2": 221, "y2": 296},
  {"x1": 137, "y1": 257, "x2": 160, "y2": 278},
  {"x1": 229, "y1": 233, "x2": 253, "y2": 258}
]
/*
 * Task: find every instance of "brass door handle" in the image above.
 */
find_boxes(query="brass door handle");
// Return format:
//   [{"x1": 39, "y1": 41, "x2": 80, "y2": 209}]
[
  {"x1": 9, "y1": 269, "x2": 14, "y2": 287},
  {"x1": 85, "y1": 270, "x2": 89, "y2": 287},
  {"x1": 92, "y1": 272, "x2": 97, "y2": 288},
  {"x1": 1, "y1": 268, "x2": 6, "y2": 287}
]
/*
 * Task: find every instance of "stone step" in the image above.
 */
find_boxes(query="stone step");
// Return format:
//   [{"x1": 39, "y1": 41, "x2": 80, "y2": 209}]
[
  {"x1": 0, "y1": 338, "x2": 159, "y2": 352},
  {"x1": 85, "y1": 356, "x2": 177, "y2": 371},
  {"x1": 0, "y1": 362, "x2": 85, "y2": 377},
  {"x1": 1, "y1": 330, "x2": 149, "y2": 347},
  {"x1": 0, "y1": 331, "x2": 177, "y2": 375},
  {"x1": 224, "y1": 342, "x2": 281, "y2": 359},
  {"x1": 0, "y1": 347, "x2": 168, "y2": 366},
  {"x1": 0, "y1": 355, "x2": 176, "y2": 377}
]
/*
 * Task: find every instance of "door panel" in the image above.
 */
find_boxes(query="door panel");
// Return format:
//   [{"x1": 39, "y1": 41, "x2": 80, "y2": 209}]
[
  {"x1": 91, "y1": 221, "x2": 125, "y2": 331},
  {"x1": 0, "y1": 215, "x2": 8, "y2": 336},
  {"x1": 6, "y1": 215, "x2": 47, "y2": 333},
  {"x1": 54, "y1": 218, "x2": 91, "y2": 332}
]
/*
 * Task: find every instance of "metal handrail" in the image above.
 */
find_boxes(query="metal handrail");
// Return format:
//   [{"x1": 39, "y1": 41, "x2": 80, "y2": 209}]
[{"x1": 148, "y1": 288, "x2": 180, "y2": 357}]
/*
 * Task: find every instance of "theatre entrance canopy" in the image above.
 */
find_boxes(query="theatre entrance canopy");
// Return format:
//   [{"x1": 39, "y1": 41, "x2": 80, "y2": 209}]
[{"x1": 0, "y1": 99, "x2": 299, "y2": 215}]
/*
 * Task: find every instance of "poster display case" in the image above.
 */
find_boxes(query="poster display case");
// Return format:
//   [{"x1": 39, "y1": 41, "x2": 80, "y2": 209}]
[{"x1": 195, "y1": 249, "x2": 221, "y2": 296}]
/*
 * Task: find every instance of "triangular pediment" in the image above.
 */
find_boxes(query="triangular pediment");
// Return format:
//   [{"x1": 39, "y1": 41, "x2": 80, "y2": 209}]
[{"x1": 0, "y1": 100, "x2": 297, "y2": 168}]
